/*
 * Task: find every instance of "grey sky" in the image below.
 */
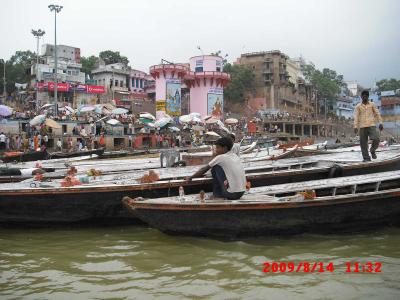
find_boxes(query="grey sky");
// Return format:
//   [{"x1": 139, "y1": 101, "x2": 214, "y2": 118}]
[{"x1": 2, "y1": 0, "x2": 399, "y2": 87}]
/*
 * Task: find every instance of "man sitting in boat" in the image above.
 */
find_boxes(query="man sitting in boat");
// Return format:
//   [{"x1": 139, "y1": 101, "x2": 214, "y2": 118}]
[{"x1": 187, "y1": 137, "x2": 246, "y2": 200}]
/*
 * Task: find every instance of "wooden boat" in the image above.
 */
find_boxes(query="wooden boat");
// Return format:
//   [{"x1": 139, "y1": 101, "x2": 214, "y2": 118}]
[
  {"x1": 122, "y1": 170, "x2": 400, "y2": 237},
  {"x1": 1, "y1": 151, "x2": 49, "y2": 163},
  {"x1": 99, "y1": 150, "x2": 129, "y2": 159},
  {"x1": 48, "y1": 148, "x2": 104, "y2": 159},
  {"x1": 1, "y1": 154, "x2": 400, "y2": 226}
]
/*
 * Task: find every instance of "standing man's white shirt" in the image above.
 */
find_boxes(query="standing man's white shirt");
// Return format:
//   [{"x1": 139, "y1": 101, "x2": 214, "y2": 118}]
[
  {"x1": 231, "y1": 143, "x2": 241, "y2": 157},
  {"x1": 0, "y1": 134, "x2": 6, "y2": 142},
  {"x1": 208, "y1": 151, "x2": 246, "y2": 193}
]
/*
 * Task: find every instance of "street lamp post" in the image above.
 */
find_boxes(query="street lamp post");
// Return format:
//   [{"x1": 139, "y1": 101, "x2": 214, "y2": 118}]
[
  {"x1": 48, "y1": 4, "x2": 63, "y2": 117},
  {"x1": 31, "y1": 29, "x2": 45, "y2": 111},
  {"x1": 1, "y1": 59, "x2": 5, "y2": 100}
]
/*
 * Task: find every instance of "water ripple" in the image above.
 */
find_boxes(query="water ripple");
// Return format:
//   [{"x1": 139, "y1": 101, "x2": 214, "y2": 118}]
[{"x1": 0, "y1": 226, "x2": 399, "y2": 299}]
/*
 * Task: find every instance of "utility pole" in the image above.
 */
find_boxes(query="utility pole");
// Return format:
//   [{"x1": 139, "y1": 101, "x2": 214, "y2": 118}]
[
  {"x1": 48, "y1": 4, "x2": 63, "y2": 117},
  {"x1": 31, "y1": 29, "x2": 45, "y2": 111}
]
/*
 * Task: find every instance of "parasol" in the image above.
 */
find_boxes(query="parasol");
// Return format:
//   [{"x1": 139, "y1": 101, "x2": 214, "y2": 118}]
[
  {"x1": 112, "y1": 107, "x2": 129, "y2": 115},
  {"x1": 41, "y1": 103, "x2": 54, "y2": 110},
  {"x1": 106, "y1": 119, "x2": 121, "y2": 126},
  {"x1": 179, "y1": 115, "x2": 192, "y2": 124},
  {"x1": 155, "y1": 115, "x2": 173, "y2": 128},
  {"x1": 205, "y1": 131, "x2": 221, "y2": 137},
  {"x1": 0, "y1": 105, "x2": 12, "y2": 117},
  {"x1": 225, "y1": 118, "x2": 238, "y2": 124},
  {"x1": 169, "y1": 126, "x2": 180, "y2": 132},
  {"x1": 79, "y1": 105, "x2": 96, "y2": 113},
  {"x1": 45, "y1": 118, "x2": 61, "y2": 129},
  {"x1": 29, "y1": 114, "x2": 46, "y2": 126},
  {"x1": 140, "y1": 112, "x2": 156, "y2": 120}
]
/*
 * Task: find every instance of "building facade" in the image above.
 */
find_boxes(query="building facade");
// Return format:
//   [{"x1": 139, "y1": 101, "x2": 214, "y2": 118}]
[
  {"x1": 236, "y1": 50, "x2": 314, "y2": 115},
  {"x1": 31, "y1": 44, "x2": 101, "y2": 107}
]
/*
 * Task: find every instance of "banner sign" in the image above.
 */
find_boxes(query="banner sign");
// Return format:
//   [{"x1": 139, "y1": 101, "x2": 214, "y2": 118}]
[
  {"x1": 166, "y1": 81, "x2": 181, "y2": 117},
  {"x1": 207, "y1": 93, "x2": 223, "y2": 118},
  {"x1": 156, "y1": 100, "x2": 166, "y2": 112},
  {"x1": 48, "y1": 82, "x2": 69, "y2": 92},
  {"x1": 35, "y1": 82, "x2": 105, "y2": 94},
  {"x1": 86, "y1": 85, "x2": 105, "y2": 94}
]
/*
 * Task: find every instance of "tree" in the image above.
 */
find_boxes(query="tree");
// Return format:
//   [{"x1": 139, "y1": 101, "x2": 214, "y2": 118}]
[
  {"x1": 376, "y1": 78, "x2": 400, "y2": 92},
  {"x1": 99, "y1": 50, "x2": 129, "y2": 65},
  {"x1": 81, "y1": 55, "x2": 99, "y2": 78},
  {"x1": 223, "y1": 63, "x2": 255, "y2": 103},
  {"x1": 0, "y1": 50, "x2": 36, "y2": 95},
  {"x1": 301, "y1": 63, "x2": 342, "y2": 112}
]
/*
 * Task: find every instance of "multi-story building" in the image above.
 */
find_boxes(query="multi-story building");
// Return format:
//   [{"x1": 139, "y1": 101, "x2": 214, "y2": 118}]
[
  {"x1": 336, "y1": 96, "x2": 354, "y2": 119},
  {"x1": 345, "y1": 80, "x2": 364, "y2": 97},
  {"x1": 31, "y1": 44, "x2": 98, "y2": 107},
  {"x1": 380, "y1": 90, "x2": 400, "y2": 137},
  {"x1": 92, "y1": 62, "x2": 152, "y2": 111},
  {"x1": 236, "y1": 50, "x2": 314, "y2": 115}
]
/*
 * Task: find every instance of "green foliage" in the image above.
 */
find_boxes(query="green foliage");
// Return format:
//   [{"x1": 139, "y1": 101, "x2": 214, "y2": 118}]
[
  {"x1": 376, "y1": 78, "x2": 400, "y2": 91},
  {"x1": 301, "y1": 63, "x2": 342, "y2": 102},
  {"x1": 223, "y1": 63, "x2": 255, "y2": 103},
  {"x1": 0, "y1": 50, "x2": 36, "y2": 95},
  {"x1": 99, "y1": 50, "x2": 129, "y2": 65},
  {"x1": 81, "y1": 55, "x2": 99, "y2": 78}
]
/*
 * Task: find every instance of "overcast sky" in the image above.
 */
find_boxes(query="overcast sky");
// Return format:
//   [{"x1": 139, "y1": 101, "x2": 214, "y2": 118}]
[{"x1": 2, "y1": 0, "x2": 399, "y2": 87}]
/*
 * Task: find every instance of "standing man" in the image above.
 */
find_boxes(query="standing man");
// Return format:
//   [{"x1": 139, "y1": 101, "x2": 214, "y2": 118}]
[{"x1": 354, "y1": 90, "x2": 383, "y2": 161}]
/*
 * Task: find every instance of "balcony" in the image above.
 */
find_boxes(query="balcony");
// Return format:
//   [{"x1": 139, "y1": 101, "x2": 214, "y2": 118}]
[{"x1": 263, "y1": 69, "x2": 273, "y2": 74}]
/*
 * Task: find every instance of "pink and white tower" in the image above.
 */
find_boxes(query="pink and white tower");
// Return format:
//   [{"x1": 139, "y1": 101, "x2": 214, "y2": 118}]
[
  {"x1": 149, "y1": 64, "x2": 188, "y2": 119},
  {"x1": 185, "y1": 55, "x2": 230, "y2": 119}
]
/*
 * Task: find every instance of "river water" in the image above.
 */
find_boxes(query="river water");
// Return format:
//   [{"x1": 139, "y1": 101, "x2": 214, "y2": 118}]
[{"x1": 1, "y1": 226, "x2": 400, "y2": 300}]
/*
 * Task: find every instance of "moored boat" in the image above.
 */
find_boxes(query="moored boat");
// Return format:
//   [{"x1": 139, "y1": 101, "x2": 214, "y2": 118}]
[
  {"x1": 122, "y1": 170, "x2": 400, "y2": 237},
  {"x1": 1, "y1": 154, "x2": 400, "y2": 226},
  {"x1": 48, "y1": 148, "x2": 104, "y2": 159},
  {"x1": 1, "y1": 151, "x2": 49, "y2": 163}
]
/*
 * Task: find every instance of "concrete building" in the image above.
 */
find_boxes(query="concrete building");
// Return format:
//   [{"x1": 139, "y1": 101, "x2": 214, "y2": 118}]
[
  {"x1": 236, "y1": 50, "x2": 314, "y2": 115},
  {"x1": 186, "y1": 55, "x2": 230, "y2": 117},
  {"x1": 345, "y1": 80, "x2": 364, "y2": 97},
  {"x1": 92, "y1": 62, "x2": 130, "y2": 102},
  {"x1": 336, "y1": 96, "x2": 354, "y2": 119},
  {"x1": 31, "y1": 44, "x2": 89, "y2": 107},
  {"x1": 380, "y1": 90, "x2": 400, "y2": 137}
]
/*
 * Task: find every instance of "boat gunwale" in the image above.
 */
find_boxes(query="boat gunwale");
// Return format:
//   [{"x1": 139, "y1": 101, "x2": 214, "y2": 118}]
[{"x1": 123, "y1": 187, "x2": 400, "y2": 211}]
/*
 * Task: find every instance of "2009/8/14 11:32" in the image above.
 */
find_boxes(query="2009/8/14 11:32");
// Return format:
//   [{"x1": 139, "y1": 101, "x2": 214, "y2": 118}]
[{"x1": 262, "y1": 262, "x2": 382, "y2": 273}]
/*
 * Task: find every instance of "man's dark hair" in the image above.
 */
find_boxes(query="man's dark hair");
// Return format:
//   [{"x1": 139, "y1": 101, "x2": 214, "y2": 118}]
[
  {"x1": 229, "y1": 133, "x2": 235, "y2": 141},
  {"x1": 361, "y1": 90, "x2": 369, "y2": 97},
  {"x1": 215, "y1": 137, "x2": 233, "y2": 151}
]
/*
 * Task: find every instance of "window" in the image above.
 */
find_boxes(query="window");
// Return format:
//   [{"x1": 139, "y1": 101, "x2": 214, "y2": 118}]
[
  {"x1": 136, "y1": 78, "x2": 139, "y2": 88},
  {"x1": 115, "y1": 80, "x2": 118, "y2": 86},
  {"x1": 216, "y1": 67, "x2": 221, "y2": 72},
  {"x1": 110, "y1": 79, "x2": 113, "y2": 87},
  {"x1": 195, "y1": 67, "x2": 203, "y2": 72},
  {"x1": 132, "y1": 78, "x2": 135, "y2": 87},
  {"x1": 140, "y1": 79, "x2": 143, "y2": 88},
  {"x1": 120, "y1": 80, "x2": 123, "y2": 87}
]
